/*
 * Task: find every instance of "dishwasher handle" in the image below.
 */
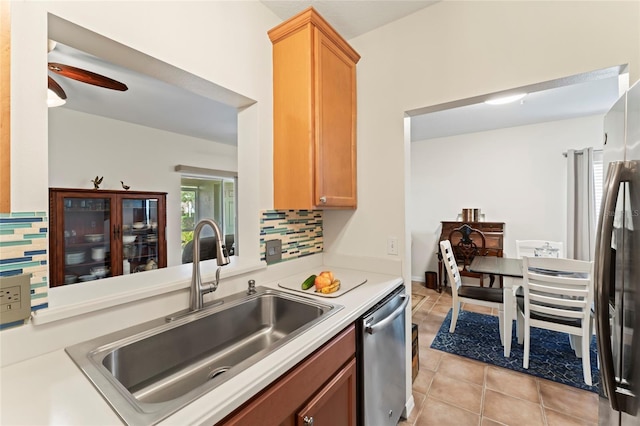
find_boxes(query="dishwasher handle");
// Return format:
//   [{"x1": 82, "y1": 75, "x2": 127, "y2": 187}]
[{"x1": 364, "y1": 294, "x2": 408, "y2": 334}]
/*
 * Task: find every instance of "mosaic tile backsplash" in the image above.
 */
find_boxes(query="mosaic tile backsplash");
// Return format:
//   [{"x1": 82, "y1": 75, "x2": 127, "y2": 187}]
[
  {"x1": 0, "y1": 212, "x2": 49, "y2": 325},
  {"x1": 260, "y1": 210, "x2": 323, "y2": 262}
]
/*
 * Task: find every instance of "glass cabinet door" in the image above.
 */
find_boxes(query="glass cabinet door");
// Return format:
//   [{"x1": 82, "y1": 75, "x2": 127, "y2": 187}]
[
  {"x1": 62, "y1": 196, "x2": 112, "y2": 284},
  {"x1": 121, "y1": 196, "x2": 161, "y2": 274}
]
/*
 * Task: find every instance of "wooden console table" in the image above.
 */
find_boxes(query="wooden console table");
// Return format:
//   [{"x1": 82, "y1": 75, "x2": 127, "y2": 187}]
[{"x1": 437, "y1": 221, "x2": 505, "y2": 291}]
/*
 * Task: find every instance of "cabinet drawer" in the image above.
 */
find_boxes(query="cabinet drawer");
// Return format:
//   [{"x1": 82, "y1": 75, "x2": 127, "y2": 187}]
[{"x1": 220, "y1": 324, "x2": 356, "y2": 425}]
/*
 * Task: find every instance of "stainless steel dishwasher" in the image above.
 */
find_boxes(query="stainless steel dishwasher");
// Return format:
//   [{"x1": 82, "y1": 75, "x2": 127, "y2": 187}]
[{"x1": 358, "y1": 284, "x2": 408, "y2": 426}]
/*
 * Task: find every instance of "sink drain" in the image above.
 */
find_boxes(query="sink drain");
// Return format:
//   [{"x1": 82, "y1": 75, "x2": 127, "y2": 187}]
[{"x1": 208, "y1": 367, "x2": 231, "y2": 380}]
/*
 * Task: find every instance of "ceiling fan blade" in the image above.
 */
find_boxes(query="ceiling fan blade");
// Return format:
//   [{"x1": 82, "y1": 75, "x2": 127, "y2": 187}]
[
  {"x1": 48, "y1": 63, "x2": 128, "y2": 91},
  {"x1": 48, "y1": 76, "x2": 67, "y2": 100}
]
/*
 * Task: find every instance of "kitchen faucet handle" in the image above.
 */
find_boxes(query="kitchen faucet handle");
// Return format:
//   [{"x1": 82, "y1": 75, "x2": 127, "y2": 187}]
[{"x1": 247, "y1": 279, "x2": 256, "y2": 295}]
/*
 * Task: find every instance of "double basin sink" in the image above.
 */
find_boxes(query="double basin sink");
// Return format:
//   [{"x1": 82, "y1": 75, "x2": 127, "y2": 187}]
[{"x1": 65, "y1": 286, "x2": 342, "y2": 425}]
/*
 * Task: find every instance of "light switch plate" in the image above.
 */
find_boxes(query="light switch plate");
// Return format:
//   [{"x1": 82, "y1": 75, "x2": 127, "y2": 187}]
[
  {"x1": 0, "y1": 274, "x2": 32, "y2": 325},
  {"x1": 265, "y1": 239, "x2": 282, "y2": 265}
]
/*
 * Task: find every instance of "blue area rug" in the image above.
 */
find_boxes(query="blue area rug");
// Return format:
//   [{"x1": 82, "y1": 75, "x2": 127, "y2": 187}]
[{"x1": 430, "y1": 309, "x2": 599, "y2": 393}]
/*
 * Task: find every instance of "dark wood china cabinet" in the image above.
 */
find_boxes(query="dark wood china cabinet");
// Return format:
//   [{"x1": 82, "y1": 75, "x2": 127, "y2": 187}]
[{"x1": 49, "y1": 188, "x2": 167, "y2": 286}]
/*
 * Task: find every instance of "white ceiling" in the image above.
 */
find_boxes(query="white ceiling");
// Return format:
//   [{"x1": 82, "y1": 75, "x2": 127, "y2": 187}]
[
  {"x1": 260, "y1": 0, "x2": 439, "y2": 39},
  {"x1": 410, "y1": 76, "x2": 622, "y2": 141},
  {"x1": 48, "y1": 42, "x2": 240, "y2": 145},
  {"x1": 50, "y1": 1, "x2": 623, "y2": 146}
]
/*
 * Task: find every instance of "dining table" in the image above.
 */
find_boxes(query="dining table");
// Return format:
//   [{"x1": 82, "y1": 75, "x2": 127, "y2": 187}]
[{"x1": 469, "y1": 256, "x2": 524, "y2": 357}]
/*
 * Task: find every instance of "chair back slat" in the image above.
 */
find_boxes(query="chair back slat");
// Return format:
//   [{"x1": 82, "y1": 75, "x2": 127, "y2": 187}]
[
  {"x1": 528, "y1": 282, "x2": 589, "y2": 299},
  {"x1": 440, "y1": 240, "x2": 462, "y2": 295},
  {"x1": 529, "y1": 292, "x2": 587, "y2": 309},
  {"x1": 531, "y1": 303, "x2": 585, "y2": 320}
]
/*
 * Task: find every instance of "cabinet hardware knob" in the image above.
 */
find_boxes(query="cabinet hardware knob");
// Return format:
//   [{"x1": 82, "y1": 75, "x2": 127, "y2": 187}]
[
  {"x1": 319, "y1": 196, "x2": 327, "y2": 204},
  {"x1": 303, "y1": 416, "x2": 314, "y2": 425}
]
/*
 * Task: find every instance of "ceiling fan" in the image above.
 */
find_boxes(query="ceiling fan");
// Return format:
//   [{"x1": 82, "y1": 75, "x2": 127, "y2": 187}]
[{"x1": 47, "y1": 40, "x2": 128, "y2": 102}]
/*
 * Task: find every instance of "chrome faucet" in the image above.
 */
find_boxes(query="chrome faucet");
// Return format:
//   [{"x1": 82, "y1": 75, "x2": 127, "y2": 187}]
[{"x1": 189, "y1": 218, "x2": 230, "y2": 312}]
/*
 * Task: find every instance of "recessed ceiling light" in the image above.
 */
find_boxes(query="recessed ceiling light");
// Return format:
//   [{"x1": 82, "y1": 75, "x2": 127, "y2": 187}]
[{"x1": 484, "y1": 93, "x2": 527, "y2": 105}]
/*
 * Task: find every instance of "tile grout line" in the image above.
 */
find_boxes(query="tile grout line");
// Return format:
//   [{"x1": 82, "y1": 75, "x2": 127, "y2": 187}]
[{"x1": 408, "y1": 282, "x2": 597, "y2": 426}]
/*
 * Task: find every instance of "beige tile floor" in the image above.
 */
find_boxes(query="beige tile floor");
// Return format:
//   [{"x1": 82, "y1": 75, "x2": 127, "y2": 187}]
[{"x1": 400, "y1": 281, "x2": 599, "y2": 426}]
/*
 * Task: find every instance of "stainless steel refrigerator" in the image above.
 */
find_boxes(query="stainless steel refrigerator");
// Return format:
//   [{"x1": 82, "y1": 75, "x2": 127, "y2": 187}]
[{"x1": 596, "y1": 79, "x2": 640, "y2": 425}]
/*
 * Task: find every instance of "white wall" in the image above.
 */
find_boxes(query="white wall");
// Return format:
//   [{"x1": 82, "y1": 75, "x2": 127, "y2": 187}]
[
  {"x1": 409, "y1": 115, "x2": 604, "y2": 281},
  {"x1": 332, "y1": 1, "x2": 639, "y2": 284},
  {"x1": 48, "y1": 107, "x2": 238, "y2": 266}
]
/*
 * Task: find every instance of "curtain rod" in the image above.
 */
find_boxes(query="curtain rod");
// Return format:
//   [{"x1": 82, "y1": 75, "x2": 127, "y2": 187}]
[{"x1": 562, "y1": 148, "x2": 602, "y2": 157}]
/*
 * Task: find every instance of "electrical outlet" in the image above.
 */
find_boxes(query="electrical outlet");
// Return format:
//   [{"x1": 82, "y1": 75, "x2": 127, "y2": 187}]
[
  {"x1": 387, "y1": 237, "x2": 398, "y2": 255},
  {"x1": 0, "y1": 274, "x2": 31, "y2": 325},
  {"x1": 265, "y1": 239, "x2": 282, "y2": 265}
]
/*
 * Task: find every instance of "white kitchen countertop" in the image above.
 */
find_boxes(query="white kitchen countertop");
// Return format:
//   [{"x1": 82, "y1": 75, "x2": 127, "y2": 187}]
[{"x1": 0, "y1": 266, "x2": 403, "y2": 425}]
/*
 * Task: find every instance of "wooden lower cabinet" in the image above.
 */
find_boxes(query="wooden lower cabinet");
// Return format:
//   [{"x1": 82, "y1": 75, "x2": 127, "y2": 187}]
[{"x1": 219, "y1": 324, "x2": 356, "y2": 426}]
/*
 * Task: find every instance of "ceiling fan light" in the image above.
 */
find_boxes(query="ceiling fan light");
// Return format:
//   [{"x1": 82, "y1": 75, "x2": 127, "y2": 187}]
[
  {"x1": 484, "y1": 93, "x2": 527, "y2": 105},
  {"x1": 47, "y1": 88, "x2": 66, "y2": 107}
]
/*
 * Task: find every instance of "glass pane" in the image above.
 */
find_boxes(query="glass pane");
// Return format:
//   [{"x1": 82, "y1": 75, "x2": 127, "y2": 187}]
[
  {"x1": 180, "y1": 175, "x2": 237, "y2": 264},
  {"x1": 122, "y1": 198, "x2": 159, "y2": 274},
  {"x1": 63, "y1": 196, "x2": 111, "y2": 284}
]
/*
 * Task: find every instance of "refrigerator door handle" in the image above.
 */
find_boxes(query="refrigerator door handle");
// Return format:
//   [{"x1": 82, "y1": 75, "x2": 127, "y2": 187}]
[{"x1": 595, "y1": 160, "x2": 634, "y2": 413}]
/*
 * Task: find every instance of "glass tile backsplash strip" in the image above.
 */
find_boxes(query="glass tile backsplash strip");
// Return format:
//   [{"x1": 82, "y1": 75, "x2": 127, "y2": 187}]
[
  {"x1": 260, "y1": 210, "x2": 323, "y2": 263},
  {"x1": 0, "y1": 212, "x2": 49, "y2": 317}
]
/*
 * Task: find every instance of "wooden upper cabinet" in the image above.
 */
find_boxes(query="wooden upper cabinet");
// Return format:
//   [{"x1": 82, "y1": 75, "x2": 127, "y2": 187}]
[
  {"x1": 1, "y1": 1, "x2": 11, "y2": 213},
  {"x1": 269, "y1": 7, "x2": 360, "y2": 210}
]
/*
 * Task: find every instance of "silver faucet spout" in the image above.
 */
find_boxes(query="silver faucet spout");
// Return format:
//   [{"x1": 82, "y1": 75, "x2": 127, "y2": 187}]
[{"x1": 190, "y1": 218, "x2": 231, "y2": 311}]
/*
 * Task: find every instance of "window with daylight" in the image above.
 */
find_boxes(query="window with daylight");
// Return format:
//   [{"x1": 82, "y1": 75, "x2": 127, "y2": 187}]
[
  {"x1": 180, "y1": 172, "x2": 237, "y2": 263},
  {"x1": 593, "y1": 149, "x2": 604, "y2": 222}
]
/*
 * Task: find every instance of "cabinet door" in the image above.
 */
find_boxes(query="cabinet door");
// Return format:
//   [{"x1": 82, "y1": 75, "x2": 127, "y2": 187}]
[
  {"x1": 296, "y1": 358, "x2": 357, "y2": 426},
  {"x1": 118, "y1": 193, "x2": 166, "y2": 274},
  {"x1": 314, "y1": 29, "x2": 357, "y2": 208},
  {"x1": 49, "y1": 191, "x2": 116, "y2": 286}
]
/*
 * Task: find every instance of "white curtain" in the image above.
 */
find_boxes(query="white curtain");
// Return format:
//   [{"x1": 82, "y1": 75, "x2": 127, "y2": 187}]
[{"x1": 566, "y1": 148, "x2": 596, "y2": 260}]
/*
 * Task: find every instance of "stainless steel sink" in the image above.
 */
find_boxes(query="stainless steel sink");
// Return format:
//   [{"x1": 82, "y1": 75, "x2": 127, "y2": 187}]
[{"x1": 65, "y1": 286, "x2": 342, "y2": 425}]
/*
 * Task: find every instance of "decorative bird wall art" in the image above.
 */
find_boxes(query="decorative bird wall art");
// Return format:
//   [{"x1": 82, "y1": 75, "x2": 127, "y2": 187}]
[
  {"x1": 121, "y1": 181, "x2": 131, "y2": 190},
  {"x1": 91, "y1": 176, "x2": 103, "y2": 190}
]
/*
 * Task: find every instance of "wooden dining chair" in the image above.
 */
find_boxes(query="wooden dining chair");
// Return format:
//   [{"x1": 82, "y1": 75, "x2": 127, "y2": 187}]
[
  {"x1": 448, "y1": 224, "x2": 492, "y2": 287},
  {"x1": 439, "y1": 240, "x2": 504, "y2": 344},
  {"x1": 516, "y1": 256, "x2": 594, "y2": 385}
]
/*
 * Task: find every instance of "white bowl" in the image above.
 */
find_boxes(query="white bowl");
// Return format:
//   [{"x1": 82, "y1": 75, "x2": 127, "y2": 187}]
[
  {"x1": 91, "y1": 247, "x2": 105, "y2": 261},
  {"x1": 132, "y1": 222, "x2": 145, "y2": 229},
  {"x1": 90, "y1": 267, "x2": 110, "y2": 278},
  {"x1": 123, "y1": 235, "x2": 137, "y2": 244},
  {"x1": 84, "y1": 234, "x2": 104, "y2": 243}
]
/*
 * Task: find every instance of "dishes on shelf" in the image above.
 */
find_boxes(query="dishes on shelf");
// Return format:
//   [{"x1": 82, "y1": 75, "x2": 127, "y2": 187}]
[
  {"x1": 84, "y1": 234, "x2": 104, "y2": 243},
  {"x1": 146, "y1": 235, "x2": 158, "y2": 243},
  {"x1": 123, "y1": 235, "x2": 137, "y2": 244},
  {"x1": 90, "y1": 266, "x2": 110, "y2": 278},
  {"x1": 65, "y1": 251, "x2": 86, "y2": 265},
  {"x1": 132, "y1": 222, "x2": 145, "y2": 229},
  {"x1": 91, "y1": 247, "x2": 106, "y2": 261},
  {"x1": 64, "y1": 274, "x2": 78, "y2": 284},
  {"x1": 79, "y1": 274, "x2": 97, "y2": 282}
]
